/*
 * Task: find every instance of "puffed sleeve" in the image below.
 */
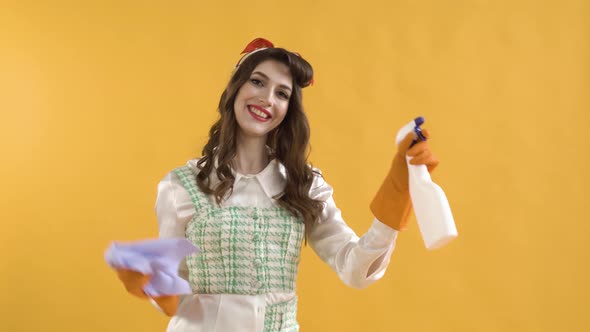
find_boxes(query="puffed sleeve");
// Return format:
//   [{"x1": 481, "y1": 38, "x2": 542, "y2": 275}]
[
  {"x1": 153, "y1": 170, "x2": 195, "y2": 306},
  {"x1": 307, "y1": 169, "x2": 399, "y2": 289},
  {"x1": 155, "y1": 171, "x2": 195, "y2": 240}
]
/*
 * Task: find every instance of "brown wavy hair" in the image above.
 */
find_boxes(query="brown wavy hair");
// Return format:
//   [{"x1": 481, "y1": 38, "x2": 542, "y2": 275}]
[{"x1": 195, "y1": 47, "x2": 325, "y2": 240}]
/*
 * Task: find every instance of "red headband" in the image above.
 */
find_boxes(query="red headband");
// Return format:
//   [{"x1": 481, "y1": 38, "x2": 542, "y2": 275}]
[{"x1": 234, "y1": 38, "x2": 314, "y2": 86}]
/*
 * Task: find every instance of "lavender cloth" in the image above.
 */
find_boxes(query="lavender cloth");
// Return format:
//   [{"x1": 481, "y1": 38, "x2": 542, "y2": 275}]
[{"x1": 104, "y1": 238, "x2": 199, "y2": 297}]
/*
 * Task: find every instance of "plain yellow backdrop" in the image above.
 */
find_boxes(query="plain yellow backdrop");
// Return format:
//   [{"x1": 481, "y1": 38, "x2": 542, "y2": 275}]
[{"x1": 1, "y1": 0, "x2": 588, "y2": 331}]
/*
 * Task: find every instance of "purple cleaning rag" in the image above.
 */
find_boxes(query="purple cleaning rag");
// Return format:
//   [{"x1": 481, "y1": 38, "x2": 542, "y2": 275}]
[{"x1": 104, "y1": 238, "x2": 199, "y2": 297}]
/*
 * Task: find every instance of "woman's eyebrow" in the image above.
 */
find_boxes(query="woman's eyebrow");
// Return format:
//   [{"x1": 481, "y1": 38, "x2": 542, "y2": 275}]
[{"x1": 252, "y1": 71, "x2": 292, "y2": 92}]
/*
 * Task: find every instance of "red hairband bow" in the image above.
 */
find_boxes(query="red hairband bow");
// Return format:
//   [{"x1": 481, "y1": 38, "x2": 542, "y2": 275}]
[
  {"x1": 236, "y1": 37, "x2": 314, "y2": 86},
  {"x1": 241, "y1": 37, "x2": 274, "y2": 54}
]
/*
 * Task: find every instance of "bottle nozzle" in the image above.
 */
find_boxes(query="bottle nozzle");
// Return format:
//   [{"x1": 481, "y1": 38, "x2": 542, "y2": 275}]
[
  {"x1": 410, "y1": 116, "x2": 427, "y2": 147},
  {"x1": 414, "y1": 116, "x2": 425, "y2": 127}
]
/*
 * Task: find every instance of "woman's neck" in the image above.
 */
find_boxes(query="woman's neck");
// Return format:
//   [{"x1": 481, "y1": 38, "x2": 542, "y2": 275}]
[{"x1": 233, "y1": 132, "x2": 270, "y2": 175}]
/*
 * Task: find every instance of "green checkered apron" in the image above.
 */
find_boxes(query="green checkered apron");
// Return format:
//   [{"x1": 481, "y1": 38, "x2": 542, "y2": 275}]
[{"x1": 174, "y1": 166, "x2": 304, "y2": 332}]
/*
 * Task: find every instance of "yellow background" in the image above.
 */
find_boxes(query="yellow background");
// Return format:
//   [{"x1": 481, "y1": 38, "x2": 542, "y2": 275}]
[{"x1": 1, "y1": 0, "x2": 588, "y2": 331}]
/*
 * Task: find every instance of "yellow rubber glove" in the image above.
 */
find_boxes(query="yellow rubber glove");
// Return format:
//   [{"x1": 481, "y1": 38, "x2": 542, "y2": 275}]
[
  {"x1": 370, "y1": 129, "x2": 439, "y2": 230},
  {"x1": 116, "y1": 268, "x2": 150, "y2": 298},
  {"x1": 115, "y1": 268, "x2": 180, "y2": 317},
  {"x1": 152, "y1": 295, "x2": 180, "y2": 317}
]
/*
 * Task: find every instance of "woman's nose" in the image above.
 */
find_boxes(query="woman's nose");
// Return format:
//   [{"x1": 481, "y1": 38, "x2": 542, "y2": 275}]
[{"x1": 258, "y1": 90, "x2": 273, "y2": 107}]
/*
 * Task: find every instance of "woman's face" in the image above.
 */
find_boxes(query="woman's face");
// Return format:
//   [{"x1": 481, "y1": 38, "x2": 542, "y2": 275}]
[{"x1": 233, "y1": 59, "x2": 293, "y2": 139}]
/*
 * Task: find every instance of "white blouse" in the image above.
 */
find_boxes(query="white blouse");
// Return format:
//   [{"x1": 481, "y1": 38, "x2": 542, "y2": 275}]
[{"x1": 155, "y1": 158, "x2": 398, "y2": 332}]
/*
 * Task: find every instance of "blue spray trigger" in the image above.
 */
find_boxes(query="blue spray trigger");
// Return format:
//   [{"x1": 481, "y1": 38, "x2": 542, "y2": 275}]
[{"x1": 410, "y1": 116, "x2": 427, "y2": 147}]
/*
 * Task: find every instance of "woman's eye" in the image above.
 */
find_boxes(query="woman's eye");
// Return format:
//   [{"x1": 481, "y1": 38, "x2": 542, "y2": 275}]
[
  {"x1": 278, "y1": 91, "x2": 289, "y2": 99},
  {"x1": 250, "y1": 79, "x2": 263, "y2": 86}
]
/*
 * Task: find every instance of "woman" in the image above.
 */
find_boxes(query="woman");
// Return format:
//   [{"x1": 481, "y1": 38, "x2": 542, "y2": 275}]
[{"x1": 116, "y1": 38, "x2": 439, "y2": 332}]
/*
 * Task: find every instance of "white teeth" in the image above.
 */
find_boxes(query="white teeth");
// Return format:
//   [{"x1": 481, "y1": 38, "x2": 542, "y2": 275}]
[{"x1": 249, "y1": 106, "x2": 269, "y2": 119}]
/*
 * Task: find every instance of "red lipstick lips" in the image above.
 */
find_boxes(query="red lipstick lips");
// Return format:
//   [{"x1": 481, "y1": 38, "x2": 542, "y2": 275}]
[{"x1": 247, "y1": 105, "x2": 272, "y2": 122}]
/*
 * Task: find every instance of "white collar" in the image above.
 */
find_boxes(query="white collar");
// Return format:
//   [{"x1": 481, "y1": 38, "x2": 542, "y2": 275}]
[{"x1": 187, "y1": 157, "x2": 287, "y2": 199}]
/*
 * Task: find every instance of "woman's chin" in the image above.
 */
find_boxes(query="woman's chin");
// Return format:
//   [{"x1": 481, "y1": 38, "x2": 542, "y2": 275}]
[{"x1": 238, "y1": 127, "x2": 271, "y2": 139}]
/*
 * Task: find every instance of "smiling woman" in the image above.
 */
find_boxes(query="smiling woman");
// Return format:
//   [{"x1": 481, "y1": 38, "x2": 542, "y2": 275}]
[
  {"x1": 111, "y1": 38, "x2": 440, "y2": 332},
  {"x1": 234, "y1": 62, "x2": 292, "y2": 137}
]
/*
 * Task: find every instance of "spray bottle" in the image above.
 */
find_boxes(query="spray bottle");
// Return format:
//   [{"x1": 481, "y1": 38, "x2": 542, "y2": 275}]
[{"x1": 396, "y1": 117, "x2": 458, "y2": 250}]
